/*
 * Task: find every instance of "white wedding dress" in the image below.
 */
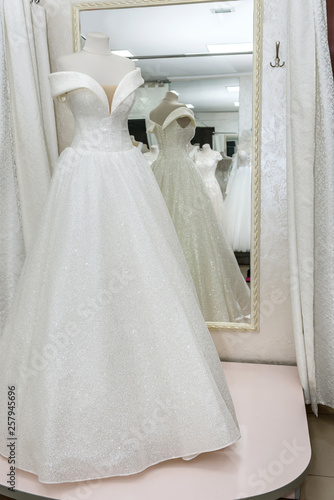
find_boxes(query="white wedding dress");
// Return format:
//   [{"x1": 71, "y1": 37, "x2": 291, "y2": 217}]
[
  {"x1": 194, "y1": 148, "x2": 227, "y2": 233},
  {"x1": 224, "y1": 148, "x2": 252, "y2": 252},
  {"x1": 149, "y1": 109, "x2": 250, "y2": 322},
  {"x1": 0, "y1": 68, "x2": 240, "y2": 484}
]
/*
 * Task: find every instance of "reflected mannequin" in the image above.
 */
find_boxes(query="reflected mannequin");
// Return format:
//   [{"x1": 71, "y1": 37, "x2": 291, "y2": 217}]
[{"x1": 149, "y1": 96, "x2": 251, "y2": 322}]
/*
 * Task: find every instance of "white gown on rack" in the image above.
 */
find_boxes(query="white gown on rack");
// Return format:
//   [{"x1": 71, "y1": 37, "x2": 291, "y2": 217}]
[
  {"x1": 0, "y1": 68, "x2": 240, "y2": 484},
  {"x1": 224, "y1": 148, "x2": 252, "y2": 252},
  {"x1": 194, "y1": 148, "x2": 227, "y2": 233},
  {"x1": 149, "y1": 108, "x2": 250, "y2": 323}
]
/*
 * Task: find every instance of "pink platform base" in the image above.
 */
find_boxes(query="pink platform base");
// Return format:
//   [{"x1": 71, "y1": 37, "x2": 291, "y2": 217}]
[{"x1": 0, "y1": 362, "x2": 311, "y2": 500}]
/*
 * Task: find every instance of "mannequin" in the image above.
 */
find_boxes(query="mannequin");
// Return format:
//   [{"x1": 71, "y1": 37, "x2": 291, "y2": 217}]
[
  {"x1": 198, "y1": 143, "x2": 213, "y2": 155},
  {"x1": 130, "y1": 135, "x2": 140, "y2": 147},
  {"x1": 130, "y1": 135, "x2": 149, "y2": 153},
  {"x1": 57, "y1": 32, "x2": 135, "y2": 109},
  {"x1": 149, "y1": 91, "x2": 190, "y2": 128}
]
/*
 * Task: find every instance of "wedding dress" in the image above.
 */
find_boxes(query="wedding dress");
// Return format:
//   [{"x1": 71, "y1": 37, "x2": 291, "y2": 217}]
[
  {"x1": 0, "y1": 68, "x2": 240, "y2": 484},
  {"x1": 149, "y1": 108, "x2": 251, "y2": 322},
  {"x1": 224, "y1": 141, "x2": 252, "y2": 252},
  {"x1": 194, "y1": 148, "x2": 227, "y2": 232}
]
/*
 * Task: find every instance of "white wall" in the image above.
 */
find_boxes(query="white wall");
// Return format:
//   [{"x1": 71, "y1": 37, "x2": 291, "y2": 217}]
[
  {"x1": 238, "y1": 75, "x2": 253, "y2": 138},
  {"x1": 44, "y1": 0, "x2": 296, "y2": 365}
]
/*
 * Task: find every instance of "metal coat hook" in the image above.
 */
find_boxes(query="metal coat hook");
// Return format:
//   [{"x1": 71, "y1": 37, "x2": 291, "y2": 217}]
[{"x1": 270, "y1": 41, "x2": 285, "y2": 68}]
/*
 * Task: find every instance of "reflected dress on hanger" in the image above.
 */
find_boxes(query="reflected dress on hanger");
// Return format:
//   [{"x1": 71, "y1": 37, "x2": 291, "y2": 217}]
[
  {"x1": 149, "y1": 108, "x2": 251, "y2": 322},
  {"x1": 0, "y1": 68, "x2": 241, "y2": 484}
]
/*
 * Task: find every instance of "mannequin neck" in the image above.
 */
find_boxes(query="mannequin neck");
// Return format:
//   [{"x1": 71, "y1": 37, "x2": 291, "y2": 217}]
[
  {"x1": 202, "y1": 144, "x2": 212, "y2": 153},
  {"x1": 163, "y1": 91, "x2": 179, "y2": 102},
  {"x1": 82, "y1": 32, "x2": 111, "y2": 55}
]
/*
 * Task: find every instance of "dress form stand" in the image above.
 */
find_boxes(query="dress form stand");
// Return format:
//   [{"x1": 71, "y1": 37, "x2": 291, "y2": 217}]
[
  {"x1": 194, "y1": 145, "x2": 226, "y2": 232},
  {"x1": 57, "y1": 32, "x2": 135, "y2": 107},
  {"x1": 150, "y1": 92, "x2": 190, "y2": 129}
]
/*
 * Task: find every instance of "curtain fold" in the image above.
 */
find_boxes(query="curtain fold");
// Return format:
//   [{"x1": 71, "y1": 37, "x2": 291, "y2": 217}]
[
  {"x1": 313, "y1": 0, "x2": 334, "y2": 408},
  {"x1": 0, "y1": 1, "x2": 25, "y2": 333},
  {"x1": 3, "y1": 0, "x2": 57, "y2": 250},
  {"x1": 287, "y1": 0, "x2": 334, "y2": 412}
]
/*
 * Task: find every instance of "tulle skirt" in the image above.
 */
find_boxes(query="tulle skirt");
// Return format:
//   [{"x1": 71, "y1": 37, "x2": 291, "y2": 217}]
[
  {"x1": 0, "y1": 146, "x2": 240, "y2": 483},
  {"x1": 224, "y1": 166, "x2": 252, "y2": 252}
]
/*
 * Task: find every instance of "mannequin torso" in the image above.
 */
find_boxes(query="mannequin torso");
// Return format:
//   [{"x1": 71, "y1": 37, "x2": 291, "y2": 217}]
[
  {"x1": 198, "y1": 144, "x2": 214, "y2": 157},
  {"x1": 57, "y1": 32, "x2": 136, "y2": 109},
  {"x1": 150, "y1": 92, "x2": 190, "y2": 128}
]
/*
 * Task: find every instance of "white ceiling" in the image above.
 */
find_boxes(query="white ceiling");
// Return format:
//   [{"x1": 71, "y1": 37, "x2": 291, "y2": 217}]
[{"x1": 80, "y1": 0, "x2": 254, "y2": 112}]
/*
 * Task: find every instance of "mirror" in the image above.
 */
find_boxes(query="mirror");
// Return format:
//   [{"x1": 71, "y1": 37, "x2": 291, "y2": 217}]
[{"x1": 72, "y1": 0, "x2": 262, "y2": 330}]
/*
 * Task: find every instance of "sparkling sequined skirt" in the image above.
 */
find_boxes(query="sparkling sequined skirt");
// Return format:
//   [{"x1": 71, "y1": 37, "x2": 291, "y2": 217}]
[
  {"x1": 0, "y1": 146, "x2": 240, "y2": 483},
  {"x1": 152, "y1": 154, "x2": 251, "y2": 322}
]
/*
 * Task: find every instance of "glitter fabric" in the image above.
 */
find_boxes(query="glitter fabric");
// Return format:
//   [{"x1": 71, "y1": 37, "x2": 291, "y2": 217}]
[
  {"x1": 0, "y1": 69, "x2": 240, "y2": 483},
  {"x1": 149, "y1": 110, "x2": 251, "y2": 322}
]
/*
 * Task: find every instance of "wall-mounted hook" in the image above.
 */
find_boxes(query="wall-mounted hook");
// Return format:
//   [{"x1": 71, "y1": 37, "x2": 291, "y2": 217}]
[{"x1": 270, "y1": 41, "x2": 285, "y2": 68}]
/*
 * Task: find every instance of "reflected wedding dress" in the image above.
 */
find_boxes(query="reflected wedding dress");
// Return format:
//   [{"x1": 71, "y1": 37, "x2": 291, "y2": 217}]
[
  {"x1": 149, "y1": 108, "x2": 250, "y2": 322},
  {"x1": 0, "y1": 68, "x2": 241, "y2": 483},
  {"x1": 194, "y1": 146, "x2": 227, "y2": 232},
  {"x1": 224, "y1": 134, "x2": 252, "y2": 252}
]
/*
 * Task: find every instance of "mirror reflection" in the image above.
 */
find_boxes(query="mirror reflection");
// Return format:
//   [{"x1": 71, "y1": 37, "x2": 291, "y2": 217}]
[{"x1": 79, "y1": 0, "x2": 255, "y2": 325}]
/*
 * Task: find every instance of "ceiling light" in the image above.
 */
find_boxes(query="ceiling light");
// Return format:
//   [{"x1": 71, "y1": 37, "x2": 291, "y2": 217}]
[
  {"x1": 234, "y1": 101, "x2": 240, "y2": 107},
  {"x1": 186, "y1": 104, "x2": 194, "y2": 109},
  {"x1": 226, "y1": 86, "x2": 240, "y2": 92},
  {"x1": 207, "y1": 43, "x2": 253, "y2": 54},
  {"x1": 111, "y1": 50, "x2": 135, "y2": 58},
  {"x1": 210, "y1": 7, "x2": 235, "y2": 13}
]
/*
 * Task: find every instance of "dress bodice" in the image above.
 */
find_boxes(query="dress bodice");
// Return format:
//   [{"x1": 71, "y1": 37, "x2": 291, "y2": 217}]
[
  {"x1": 237, "y1": 148, "x2": 252, "y2": 168},
  {"x1": 194, "y1": 151, "x2": 222, "y2": 181},
  {"x1": 148, "y1": 108, "x2": 196, "y2": 161},
  {"x1": 49, "y1": 68, "x2": 144, "y2": 152}
]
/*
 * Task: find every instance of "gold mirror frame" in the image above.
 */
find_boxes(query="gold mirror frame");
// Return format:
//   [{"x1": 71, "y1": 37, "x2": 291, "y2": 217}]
[{"x1": 71, "y1": 0, "x2": 262, "y2": 332}]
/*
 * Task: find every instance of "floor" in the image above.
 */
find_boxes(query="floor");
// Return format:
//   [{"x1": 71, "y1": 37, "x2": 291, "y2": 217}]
[
  {"x1": 298, "y1": 405, "x2": 334, "y2": 500},
  {"x1": 0, "y1": 403, "x2": 331, "y2": 500}
]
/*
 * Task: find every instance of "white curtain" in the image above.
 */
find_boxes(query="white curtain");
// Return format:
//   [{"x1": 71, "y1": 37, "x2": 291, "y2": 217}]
[
  {"x1": 287, "y1": 0, "x2": 334, "y2": 413},
  {"x1": 1, "y1": 0, "x2": 58, "y2": 331},
  {"x1": 0, "y1": 2, "x2": 25, "y2": 333},
  {"x1": 3, "y1": 0, "x2": 57, "y2": 250},
  {"x1": 313, "y1": 0, "x2": 334, "y2": 409}
]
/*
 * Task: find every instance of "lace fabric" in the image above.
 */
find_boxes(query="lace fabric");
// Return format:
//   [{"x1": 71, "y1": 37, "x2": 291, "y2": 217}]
[
  {"x1": 0, "y1": 68, "x2": 240, "y2": 483},
  {"x1": 194, "y1": 149, "x2": 227, "y2": 232}
]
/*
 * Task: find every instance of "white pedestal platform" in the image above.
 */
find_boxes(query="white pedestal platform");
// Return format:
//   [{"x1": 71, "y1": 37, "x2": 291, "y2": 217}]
[{"x1": 0, "y1": 362, "x2": 311, "y2": 500}]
